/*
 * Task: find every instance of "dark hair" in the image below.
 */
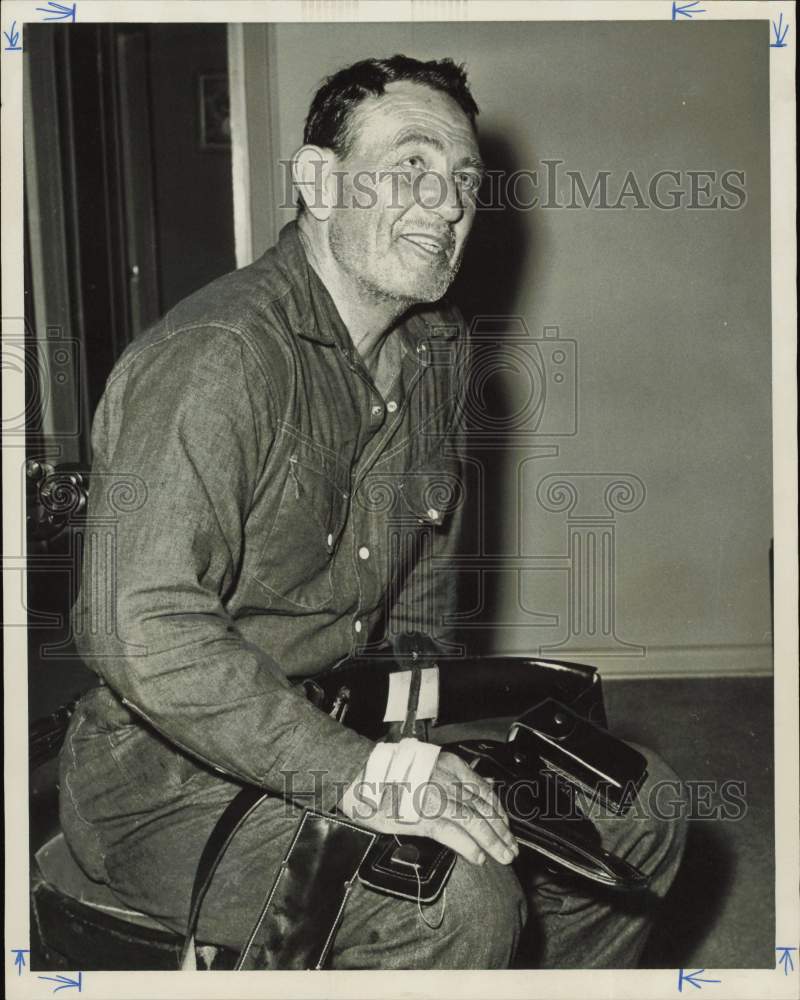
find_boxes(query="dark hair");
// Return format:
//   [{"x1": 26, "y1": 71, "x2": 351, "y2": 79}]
[{"x1": 303, "y1": 54, "x2": 479, "y2": 159}]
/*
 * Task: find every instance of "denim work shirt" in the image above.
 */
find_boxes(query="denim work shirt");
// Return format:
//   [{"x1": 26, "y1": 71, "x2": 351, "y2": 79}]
[{"x1": 72, "y1": 221, "x2": 469, "y2": 811}]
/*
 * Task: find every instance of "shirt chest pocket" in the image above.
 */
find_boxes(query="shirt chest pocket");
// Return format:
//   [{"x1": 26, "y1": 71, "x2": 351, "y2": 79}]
[
  {"x1": 252, "y1": 452, "x2": 350, "y2": 610},
  {"x1": 397, "y1": 458, "x2": 463, "y2": 528},
  {"x1": 361, "y1": 452, "x2": 464, "y2": 528}
]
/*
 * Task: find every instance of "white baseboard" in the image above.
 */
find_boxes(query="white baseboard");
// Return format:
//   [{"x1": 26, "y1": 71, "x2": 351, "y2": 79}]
[{"x1": 491, "y1": 643, "x2": 774, "y2": 679}]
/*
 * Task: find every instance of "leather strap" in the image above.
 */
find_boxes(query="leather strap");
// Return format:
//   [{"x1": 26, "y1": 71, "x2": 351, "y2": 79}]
[
  {"x1": 400, "y1": 662, "x2": 422, "y2": 739},
  {"x1": 180, "y1": 784, "x2": 269, "y2": 970}
]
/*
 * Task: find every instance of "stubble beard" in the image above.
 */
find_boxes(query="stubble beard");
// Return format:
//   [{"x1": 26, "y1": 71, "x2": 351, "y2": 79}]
[{"x1": 330, "y1": 219, "x2": 462, "y2": 309}]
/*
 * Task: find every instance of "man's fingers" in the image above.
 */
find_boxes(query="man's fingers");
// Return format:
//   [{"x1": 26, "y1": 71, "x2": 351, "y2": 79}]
[
  {"x1": 455, "y1": 780, "x2": 518, "y2": 857},
  {"x1": 439, "y1": 753, "x2": 507, "y2": 812},
  {"x1": 445, "y1": 796, "x2": 518, "y2": 865},
  {"x1": 421, "y1": 817, "x2": 488, "y2": 866},
  {"x1": 436, "y1": 754, "x2": 516, "y2": 848},
  {"x1": 418, "y1": 780, "x2": 517, "y2": 866}
]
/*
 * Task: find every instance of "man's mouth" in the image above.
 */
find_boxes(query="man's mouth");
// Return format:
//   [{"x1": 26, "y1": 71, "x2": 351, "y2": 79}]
[{"x1": 399, "y1": 233, "x2": 450, "y2": 256}]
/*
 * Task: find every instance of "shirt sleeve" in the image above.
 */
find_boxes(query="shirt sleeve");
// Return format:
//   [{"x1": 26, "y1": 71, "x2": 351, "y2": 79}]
[{"x1": 74, "y1": 324, "x2": 374, "y2": 812}]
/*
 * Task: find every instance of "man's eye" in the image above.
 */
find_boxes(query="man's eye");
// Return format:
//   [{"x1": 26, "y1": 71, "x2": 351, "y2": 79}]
[
  {"x1": 456, "y1": 172, "x2": 482, "y2": 192},
  {"x1": 401, "y1": 155, "x2": 425, "y2": 170}
]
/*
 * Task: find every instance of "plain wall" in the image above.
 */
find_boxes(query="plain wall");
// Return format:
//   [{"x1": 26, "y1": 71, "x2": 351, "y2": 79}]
[{"x1": 245, "y1": 20, "x2": 772, "y2": 675}]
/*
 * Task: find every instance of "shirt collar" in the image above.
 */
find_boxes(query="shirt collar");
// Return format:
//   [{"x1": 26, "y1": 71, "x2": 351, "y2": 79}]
[
  {"x1": 271, "y1": 220, "x2": 460, "y2": 351},
  {"x1": 273, "y1": 221, "x2": 341, "y2": 346}
]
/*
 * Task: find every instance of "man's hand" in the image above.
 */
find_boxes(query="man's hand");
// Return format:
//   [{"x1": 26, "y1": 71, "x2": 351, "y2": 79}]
[{"x1": 339, "y1": 749, "x2": 519, "y2": 866}]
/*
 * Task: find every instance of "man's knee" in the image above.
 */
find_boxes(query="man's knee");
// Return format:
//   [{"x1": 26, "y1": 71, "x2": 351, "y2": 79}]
[
  {"x1": 431, "y1": 855, "x2": 527, "y2": 968},
  {"x1": 593, "y1": 743, "x2": 688, "y2": 894},
  {"x1": 332, "y1": 853, "x2": 526, "y2": 970},
  {"x1": 636, "y1": 744, "x2": 688, "y2": 866}
]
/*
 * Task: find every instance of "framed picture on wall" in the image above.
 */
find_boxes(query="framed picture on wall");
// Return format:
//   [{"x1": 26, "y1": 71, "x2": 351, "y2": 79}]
[{"x1": 198, "y1": 71, "x2": 231, "y2": 150}]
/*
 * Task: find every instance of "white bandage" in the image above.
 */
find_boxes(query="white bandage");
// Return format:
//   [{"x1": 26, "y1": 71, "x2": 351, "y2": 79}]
[
  {"x1": 352, "y1": 738, "x2": 441, "y2": 823},
  {"x1": 382, "y1": 667, "x2": 440, "y2": 722},
  {"x1": 390, "y1": 738, "x2": 441, "y2": 823},
  {"x1": 363, "y1": 742, "x2": 395, "y2": 793}
]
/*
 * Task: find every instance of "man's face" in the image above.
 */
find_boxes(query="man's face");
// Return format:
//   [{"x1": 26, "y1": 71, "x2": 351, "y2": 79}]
[{"x1": 325, "y1": 80, "x2": 483, "y2": 306}]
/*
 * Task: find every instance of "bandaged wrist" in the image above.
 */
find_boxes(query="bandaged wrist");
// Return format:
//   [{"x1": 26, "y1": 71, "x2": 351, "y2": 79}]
[{"x1": 344, "y1": 738, "x2": 441, "y2": 823}]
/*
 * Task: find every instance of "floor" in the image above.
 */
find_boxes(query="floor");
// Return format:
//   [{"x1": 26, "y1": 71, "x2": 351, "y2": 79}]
[
  {"x1": 27, "y1": 628, "x2": 775, "y2": 970},
  {"x1": 605, "y1": 675, "x2": 774, "y2": 970}
]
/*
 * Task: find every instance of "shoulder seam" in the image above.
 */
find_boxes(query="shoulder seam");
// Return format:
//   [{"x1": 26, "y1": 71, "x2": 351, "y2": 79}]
[{"x1": 106, "y1": 317, "x2": 283, "y2": 399}]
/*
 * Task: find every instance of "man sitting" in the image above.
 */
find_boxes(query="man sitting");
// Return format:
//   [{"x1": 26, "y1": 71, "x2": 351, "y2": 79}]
[{"x1": 59, "y1": 54, "x2": 686, "y2": 969}]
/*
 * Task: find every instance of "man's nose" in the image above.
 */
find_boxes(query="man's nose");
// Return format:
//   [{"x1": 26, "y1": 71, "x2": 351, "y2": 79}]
[{"x1": 416, "y1": 170, "x2": 465, "y2": 223}]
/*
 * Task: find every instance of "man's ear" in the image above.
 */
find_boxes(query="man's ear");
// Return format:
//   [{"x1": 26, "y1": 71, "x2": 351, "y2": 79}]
[{"x1": 291, "y1": 145, "x2": 338, "y2": 222}]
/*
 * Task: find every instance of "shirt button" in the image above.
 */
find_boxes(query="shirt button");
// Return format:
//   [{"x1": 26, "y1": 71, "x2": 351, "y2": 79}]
[
  {"x1": 371, "y1": 404, "x2": 383, "y2": 417},
  {"x1": 354, "y1": 619, "x2": 362, "y2": 633},
  {"x1": 358, "y1": 546, "x2": 370, "y2": 560},
  {"x1": 327, "y1": 533, "x2": 334, "y2": 547},
  {"x1": 387, "y1": 400, "x2": 398, "y2": 413}
]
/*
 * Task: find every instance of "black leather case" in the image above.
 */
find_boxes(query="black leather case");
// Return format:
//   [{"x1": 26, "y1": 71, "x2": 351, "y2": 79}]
[
  {"x1": 444, "y1": 738, "x2": 651, "y2": 892},
  {"x1": 358, "y1": 835, "x2": 456, "y2": 903},
  {"x1": 509, "y1": 699, "x2": 648, "y2": 814}
]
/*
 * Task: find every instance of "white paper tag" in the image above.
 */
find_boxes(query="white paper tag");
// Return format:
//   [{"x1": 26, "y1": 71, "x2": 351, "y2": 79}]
[
  {"x1": 417, "y1": 666, "x2": 439, "y2": 721},
  {"x1": 382, "y1": 667, "x2": 439, "y2": 722}
]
